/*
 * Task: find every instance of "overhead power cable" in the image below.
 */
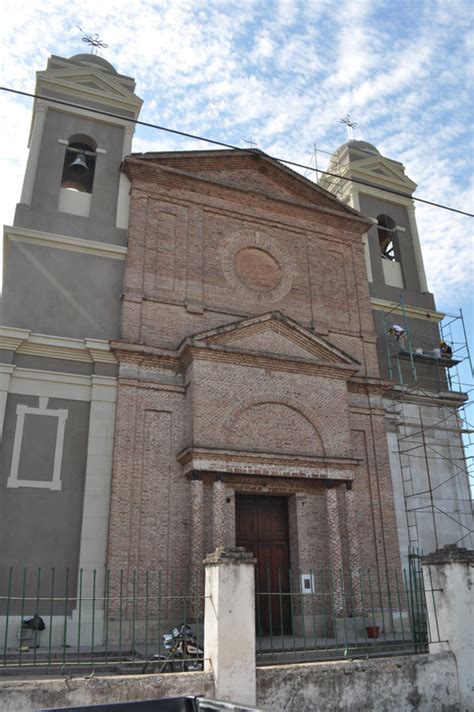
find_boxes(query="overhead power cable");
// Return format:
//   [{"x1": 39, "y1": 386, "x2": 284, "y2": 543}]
[{"x1": 1, "y1": 85, "x2": 473, "y2": 218}]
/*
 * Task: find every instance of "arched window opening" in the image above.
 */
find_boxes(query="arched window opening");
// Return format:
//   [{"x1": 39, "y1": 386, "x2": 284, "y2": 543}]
[
  {"x1": 377, "y1": 214, "x2": 397, "y2": 260},
  {"x1": 61, "y1": 136, "x2": 97, "y2": 193}
]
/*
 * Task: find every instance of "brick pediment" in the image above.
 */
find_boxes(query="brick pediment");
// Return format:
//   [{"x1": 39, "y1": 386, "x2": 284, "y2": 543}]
[
  {"x1": 127, "y1": 150, "x2": 367, "y2": 220},
  {"x1": 188, "y1": 312, "x2": 359, "y2": 367}
]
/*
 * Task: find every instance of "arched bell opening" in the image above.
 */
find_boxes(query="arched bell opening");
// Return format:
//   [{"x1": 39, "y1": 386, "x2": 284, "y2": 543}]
[
  {"x1": 377, "y1": 213, "x2": 397, "y2": 261},
  {"x1": 60, "y1": 135, "x2": 97, "y2": 194},
  {"x1": 376, "y1": 213, "x2": 404, "y2": 288}
]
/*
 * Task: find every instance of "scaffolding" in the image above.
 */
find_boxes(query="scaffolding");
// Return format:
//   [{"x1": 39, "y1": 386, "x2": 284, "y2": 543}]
[
  {"x1": 306, "y1": 145, "x2": 344, "y2": 200},
  {"x1": 382, "y1": 301, "x2": 474, "y2": 554}
]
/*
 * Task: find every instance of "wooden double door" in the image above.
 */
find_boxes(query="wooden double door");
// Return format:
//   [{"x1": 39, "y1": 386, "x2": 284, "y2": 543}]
[{"x1": 235, "y1": 494, "x2": 291, "y2": 635}]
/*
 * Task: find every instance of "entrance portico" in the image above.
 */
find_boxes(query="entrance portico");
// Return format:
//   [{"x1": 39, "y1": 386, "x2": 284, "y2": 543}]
[{"x1": 181, "y1": 446, "x2": 364, "y2": 621}]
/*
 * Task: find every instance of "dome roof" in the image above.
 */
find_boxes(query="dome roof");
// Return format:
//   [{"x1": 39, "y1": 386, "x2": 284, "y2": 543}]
[
  {"x1": 69, "y1": 53, "x2": 118, "y2": 74},
  {"x1": 336, "y1": 139, "x2": 380, "y2": 156}
]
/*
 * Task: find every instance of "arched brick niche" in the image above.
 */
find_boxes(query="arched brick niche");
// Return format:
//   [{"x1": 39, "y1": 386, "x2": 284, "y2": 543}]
[{"x1": 226, "y1": 400, "x2": 325, "y2": 457}]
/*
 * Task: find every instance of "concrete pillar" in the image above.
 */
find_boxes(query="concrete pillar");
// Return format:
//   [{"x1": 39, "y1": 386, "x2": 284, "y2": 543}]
[
  {"x1": 204, "y1": 547, "x2": 257, "y2": 707},
  {"x1": 326, "y1": 484, "x2": 344, "y2": 614},
  {"x1": 20, "y1": 103, "x2": 47, "y2": 206},
  {"x1": 0, "y1": 364, "x2": 15, "y2": 438},
  {"x1": 422, "y1": 545, "x2": 474, "y2": 712},
  {"x1": 345, "y1": 483, "x2": 363, "y2": 614},
  {"x1": 116, "y1": 126, "x2": 134, "y2": 228},
  {"x1": 407, "y1": 203, "x2": 428, "y2": 293},
  {"x1": 212, "y1": 477, "x2": 226, "y2": 549},
  {"x1": 70, "y1": 375, "x2": 118, "y2": 646}
]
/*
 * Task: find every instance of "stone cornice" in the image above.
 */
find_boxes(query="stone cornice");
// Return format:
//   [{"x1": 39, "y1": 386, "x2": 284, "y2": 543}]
[
  {"x1": 0, "y1": 326, "x2": 116, "y2": 364},
  {"x1": 371, "y1": 298, "x2": 443, "y2": 322},
  {"x1": 384, "y1": 385, "x2": 468, "y2": 408},
  {"x1": 4, "y1": 226, "x2": 128, "y2": 261},
  {"x1": 178, "y1": 446, "x2": 360, "y2": 481}
]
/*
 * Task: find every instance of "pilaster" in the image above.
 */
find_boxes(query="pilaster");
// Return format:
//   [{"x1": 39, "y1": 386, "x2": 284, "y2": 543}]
[
  {"x1": 345, "y1": 484, "x2": 363, "y2": 613},
  {"x1": 326, "y1": 484, "x2": 344, "y2": 614},
  {"x1": 20, "y1": 103, "x2": 47, "y2": 206},
  {"x1": 212, "y1": 478, "x2": 226, "y2": 549}
]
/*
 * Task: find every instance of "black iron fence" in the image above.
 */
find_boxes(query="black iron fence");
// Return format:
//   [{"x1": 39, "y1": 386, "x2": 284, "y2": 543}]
[
  {"x1": 1, "y1": 566, "x2": 205, "y2": 674},
  {"x1": 254, "y1": 558, "x2": 441, "y2": 663},
  {"x1": 0, "y1": 559, "x2": 442, "y2": 674}
]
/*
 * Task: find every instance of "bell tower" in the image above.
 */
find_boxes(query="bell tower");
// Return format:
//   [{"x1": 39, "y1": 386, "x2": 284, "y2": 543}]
[
  {"x1": 3, "y1": 53, "x2": 142, "y2": 339},
  {"x1": 0, "y1": 55, "x2": 142, "y2": 632},
  {"x1": 320, "y1": 140, "x2": 473, "y2": 562},
  {"x1": 319, "y1": 140, "x2": 441, "y2": 383}
]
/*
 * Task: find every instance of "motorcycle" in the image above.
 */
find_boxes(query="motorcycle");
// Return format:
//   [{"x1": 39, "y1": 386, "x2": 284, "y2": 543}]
[{"x1": 146, "y1": 623, "x2": 204, "y2": 673}]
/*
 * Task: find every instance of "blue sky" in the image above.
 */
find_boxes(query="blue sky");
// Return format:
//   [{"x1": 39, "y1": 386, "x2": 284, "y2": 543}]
[{"x1": 0, "y1": 0, "x2": 472, "y2": 327}]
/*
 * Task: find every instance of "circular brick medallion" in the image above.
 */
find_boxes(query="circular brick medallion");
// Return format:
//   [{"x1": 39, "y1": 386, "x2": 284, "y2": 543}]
[
  {"x1": 234, "y1": 247, "x2": 281, "y2": 290},
  {"x1": 222, "y1": 231, "x2": 293, "y2": 303}
]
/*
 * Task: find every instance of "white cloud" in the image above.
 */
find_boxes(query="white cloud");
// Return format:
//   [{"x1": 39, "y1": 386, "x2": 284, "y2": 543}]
[{"x1": 0, "y1": 0, "x2": 472, "y2": 326}]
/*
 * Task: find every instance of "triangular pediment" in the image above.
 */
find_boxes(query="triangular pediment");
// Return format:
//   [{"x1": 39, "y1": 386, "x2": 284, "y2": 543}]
[
  {"x1": 131, "y1": 150, "x2": 369, "y2": 221},
  {"x1": 187, "y1": 312, "x2": 359, "y2": 366},
  {"x1": 351, "y1": 155, "x2": 417, "y2": 192},
  {"x1": 38, "y1": 67, "x2": 134, "y2": 100}
]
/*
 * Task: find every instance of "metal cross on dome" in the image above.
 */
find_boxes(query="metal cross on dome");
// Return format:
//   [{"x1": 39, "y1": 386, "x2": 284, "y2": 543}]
[
  {"x1": 244, "y1": 136, "x2": 258, "y2": 149},
  {"x1": 78, "y1": 26, "x2": 109, "y2": 54},
  {"x1": 340, "y1": 114, "x2": 358, "y2": 140}
]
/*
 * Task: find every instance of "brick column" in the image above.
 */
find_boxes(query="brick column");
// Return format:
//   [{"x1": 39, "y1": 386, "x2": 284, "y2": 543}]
[
  {"x1": 345, "y1": 483, "x2": 363, "y2": 614},
  {"x1": 190, "y1": 476, "x2": 204, "y2": 593},
  {"x1": 326, "y1": 484, "x2": 344, "y2": 614},
  {"x1": 212, "y1": 477, "x2": 226, "y2": 549}
]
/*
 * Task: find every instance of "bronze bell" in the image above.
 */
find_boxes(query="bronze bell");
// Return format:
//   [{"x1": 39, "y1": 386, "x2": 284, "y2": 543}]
[{"x1": 69, "y1": 152, "x2": 88, "y2": 175}]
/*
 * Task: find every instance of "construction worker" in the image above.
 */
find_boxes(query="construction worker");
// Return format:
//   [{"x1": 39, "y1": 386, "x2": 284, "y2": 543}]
[
  {"x1": 387, "y1": 324, "x2": 406, "y2": 347},
  {"x1": 440, "y1": 340, "x2": 453, "y2": 359}
]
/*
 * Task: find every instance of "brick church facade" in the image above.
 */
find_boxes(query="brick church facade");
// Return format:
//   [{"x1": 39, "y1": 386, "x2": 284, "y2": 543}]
[
  {"x1": 1, "y1": 53, "x2": 471, "y2": 645},
  {"x1": 106, "y1": 150, "x2": 402, "y2": 611}
]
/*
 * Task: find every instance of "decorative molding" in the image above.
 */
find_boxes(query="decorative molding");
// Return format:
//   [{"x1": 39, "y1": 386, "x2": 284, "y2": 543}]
[
  {"x1": 348, "y1": 377, "x2": 393, "y2": 397},
  {"x1": 0, "y1": 327, "x2": 31, "y2": 351},
  {"x1": 178, "y1": 446, "x2": 359, "y2": 481},
  {"x1": 188, "y1": 311, "x2": 359, "y2": 364},
  {"x1": 370, "y1": 298, "x2": 444, "y2": 322},
  {"x1": 5, "y1": 226, "x2": 128, "y2": 261},
  {"x1": 124, "y1": 158, "x2": 371, "y2": 233},
  {"x1": 36, "y1": 63, "x2": 143, "y2": 119},
  {"x1": 385, "y1": 386, "x2": 468, "y2": 409},
  {"x1": 7, "y1": 397, "x2": 68, "y2": 491},
  {"x1": 85, "y1": 339, "x2": 118, "y2": 364},
  {"x1": 181, "y1": 344, "x2": 358, "y2": 379},
  {"x1": 349, "y1": 179, "x2": 413, "y2": 207},
  {"x1": 7, "y1": 369, "x2": 113, "y2": 404},
  {"x1": 0, "y1": 326, "x2": 117, "y2": 364}
]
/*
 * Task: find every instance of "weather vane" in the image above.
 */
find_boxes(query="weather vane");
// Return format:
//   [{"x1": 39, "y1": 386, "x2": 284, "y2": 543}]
[
  {"x1": 340, "y1": 114, "x2": 358, "y2": 140},
  {"x1": 78, "y1": 26, "x2": 108, "y2": 55}
]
